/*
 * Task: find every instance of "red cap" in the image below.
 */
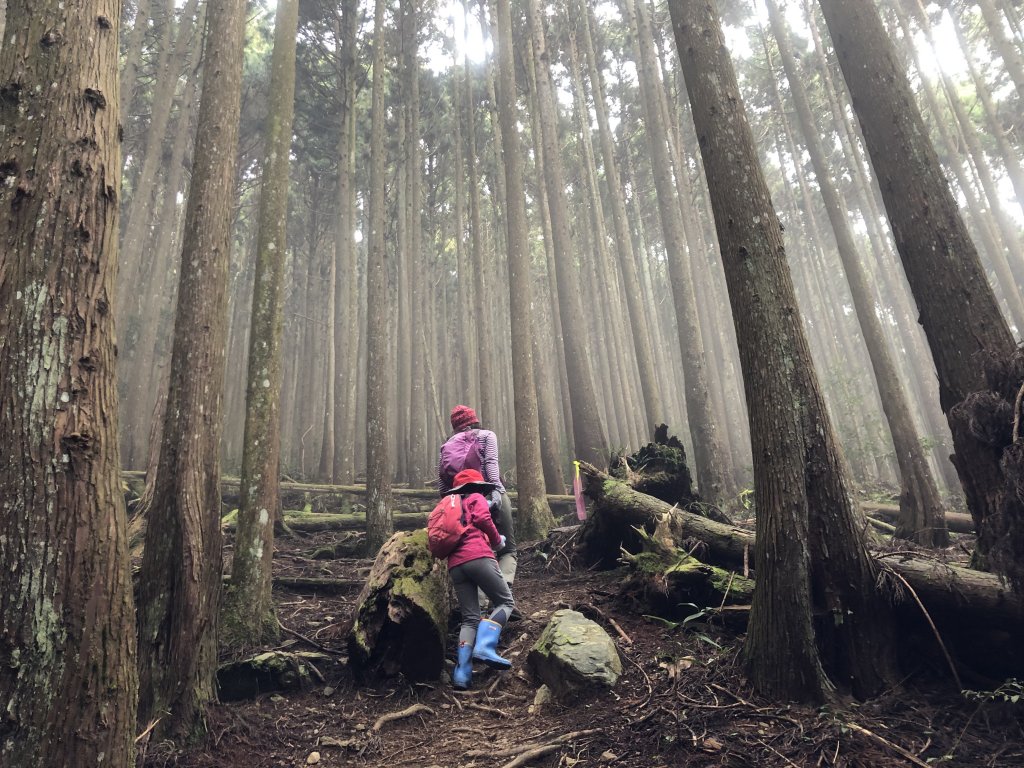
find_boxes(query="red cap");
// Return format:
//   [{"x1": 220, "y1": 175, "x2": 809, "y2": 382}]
[
  {"x1": 450, "y1": 404, "x2": 480, "y2": 431},
  {"x1": 450, "y1": 468, "x2": 494, "y2": 493}
]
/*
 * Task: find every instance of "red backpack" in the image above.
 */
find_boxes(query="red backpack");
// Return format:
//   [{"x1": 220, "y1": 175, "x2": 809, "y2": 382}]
[{"x1": 427, "y1": 494, "x2": 469, "y2": 558}]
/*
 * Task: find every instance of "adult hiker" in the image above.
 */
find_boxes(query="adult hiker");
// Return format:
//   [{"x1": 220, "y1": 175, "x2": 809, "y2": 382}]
[
  {"x1": 440, "y1": 468, "x2": 517, "y2": 690},
  {"x1": 438, "y1": 405, "x2": 518, "y2": 589}
]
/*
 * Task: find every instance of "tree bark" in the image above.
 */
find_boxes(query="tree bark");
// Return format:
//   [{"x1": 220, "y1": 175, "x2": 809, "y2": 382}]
[
  {"x1": 669, "y1": 0, "x2": 899, "y2": 702},
  {"x1": 977, "y1": 0, "x2": 1024, "y2": 96},
  {"x1": 135, "y1": 0, "x2": 247, "y2": 738},
  {"x1": 817, "y1": 0, "x2": 1019, "y2": 573},
  {"x1": 365, "y1": 0, "x2": 393, "y2": 554},
  {"x1": 0, "y1": 0, "x2": 137, "y2": 761},
  {"x1": 221, "y1": 0, "x2": 298, "y2": 650}
]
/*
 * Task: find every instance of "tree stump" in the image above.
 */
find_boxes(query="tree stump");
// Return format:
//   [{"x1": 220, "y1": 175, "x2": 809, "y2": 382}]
[{"x1": 347, "y1": 529, "x2": 452, "y2": 683}]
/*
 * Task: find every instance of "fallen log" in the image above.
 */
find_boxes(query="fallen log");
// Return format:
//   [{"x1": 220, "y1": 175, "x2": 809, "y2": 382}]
[
  {"x1": 221, "y1": 510, "x2": 428, "y2": 533},
  {"x1": 579, "y1": 463, "x2": 1023, "y2": 633},
  {"x1": 122, "y1": 470, "x2": 577, "y2": 517},
  {"x1": 216, "y1": 651, "x2": 334, "y2": 701},
  {"x1": 347, "y1": 529, "x2": 451, "y2": 683},
  {"x1": 273, "y1": 576, "x2": 363, "y2": 594},
  {"x1": 863, "y1": 503, "x2": 976, "y2": 534}
]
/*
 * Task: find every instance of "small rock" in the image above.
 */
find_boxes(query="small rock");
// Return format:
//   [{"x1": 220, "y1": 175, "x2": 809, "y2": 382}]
[
  {"x1": 354, "y1": 723, "x2": 367, "y2": 732},
  {"x1": 701, "y1": 737, "x2": 723, "y2": 752},
  {"x1": 322, "y1": 686, "x2": 335, "y2": 697},
  {"x1": 306, "y1": 751, "x2": 321, "y2": 765},
  {"x1": 529, "y1": 684, "x2": 553, "y2": 715},
  {"x1": 600, "y1": 751, "x2": 617, "y2": 762}
]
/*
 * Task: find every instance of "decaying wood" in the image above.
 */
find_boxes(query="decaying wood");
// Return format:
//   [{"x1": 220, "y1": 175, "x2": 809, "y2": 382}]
[
  {"x1": 579, "y1": 463, "x2": 1024, "y2": 634},
  {"x1": 347, "y1": 530, "x2": 451, "y2": 683},
  {"x1": 216, "y1": 651, "x2": 333, "y2": 702}
]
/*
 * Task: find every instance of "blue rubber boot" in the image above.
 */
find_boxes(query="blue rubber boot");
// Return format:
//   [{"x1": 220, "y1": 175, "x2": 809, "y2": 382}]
[
  {"x1": 452, "y1": 642, "x2": 473, "y2": 690},
  {"x1": 472, "y1": 618, "x2": 512, "y2": 670}
]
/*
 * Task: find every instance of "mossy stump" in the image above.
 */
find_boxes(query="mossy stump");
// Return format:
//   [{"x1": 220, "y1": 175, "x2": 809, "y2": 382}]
[{"x1": 347, "y1": 529, "x2": 451, "y2": 683}]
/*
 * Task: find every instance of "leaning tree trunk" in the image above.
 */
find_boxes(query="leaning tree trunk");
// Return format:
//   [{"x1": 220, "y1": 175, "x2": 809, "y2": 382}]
[
  {"x1": 817, "y1": 0, "x2": 1019, "y2": 578},
  {"x1": 668, "y1": 0, "x2": 898, "y2": 703},
  {"x1": 494, "y1": 0, "x2": 554, "y2": 538},
  {"x1": 764, "y1": 0, "x2": 948, "y2": 546},
  {"x1": 365, "y1": 0, "x2": 393, "y2": 554},
  {"x1": 135, "y1": 0, "x2": 247, "y2": 739},
  {"x1": 221, "y1": 0, "x2": 299, "y2": 651},
  {"x1": 0, "y1": 0, "x2": 137, "y2": 762}
]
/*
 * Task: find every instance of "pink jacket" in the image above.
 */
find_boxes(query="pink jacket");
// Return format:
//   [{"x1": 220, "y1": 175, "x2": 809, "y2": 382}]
[{"x1": 447, "y1": 492, "x2": 502, "y2": 570}]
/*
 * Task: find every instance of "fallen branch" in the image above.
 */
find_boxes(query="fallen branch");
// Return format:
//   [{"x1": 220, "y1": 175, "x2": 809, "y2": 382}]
[
  {"x1": 371, "y1": 703, "x2": 435, "y2": 733},
  {"x1": 464, "y1": 702, "x2": 512, "y2": 718},
  {"x1": 843, "y1": 721, "x2": 931, "y2": 768},
  {"x1": 500, "y1": 744, "x2": 561, "y2": 768},
  {"x1": 466, "y1": 729, "x2": 602, "y2": 759}
]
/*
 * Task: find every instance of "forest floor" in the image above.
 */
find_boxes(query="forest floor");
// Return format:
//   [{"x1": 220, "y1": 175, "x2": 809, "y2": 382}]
[{"x1": 141, "y1": 516, "x2": 1024, "y2": 768}]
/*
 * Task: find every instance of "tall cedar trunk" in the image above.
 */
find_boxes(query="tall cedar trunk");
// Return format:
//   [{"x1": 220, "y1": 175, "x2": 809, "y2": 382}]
[
  {"x1": 406, "y1": 0, "x2": 427, "y2": 484},
  {"x1": 948, "y1": 6, "x2": 1024, "y2": 214},
  {"x1": 465, "y1": 7, "x2": 496, "y2": 430},
  {"x1": 332, "y1": 0, "x2": 358, "y2": 484},
  {"x1": 0, "y1": 0, "x2": 137, "y2": 761},
  {"x1": 452, "y1": 63, "x2": 476, "y2": 406},
  {"x1": 977, "y1": 0, "x2": 1024, "y2": 96},
  {"x1": 668, "y1": 0, "x2": 898, "y2": 702},
  {"x1": 764, "y1": 0, "x2": 948, "y2": 546},
  {"x1": 221, "y1": 0, "x2": 298, "y2": 649},
  {"x1": 526, "y1": 0, "x2": 609, "y2": 466},
  {"x1": 317, "y1": 244, "x2": 337, "y2": 480},
  {"x1": 493, "y1": 0, "x2": 554, "y2": 537},
  {"x1": 524, "y1": 41, "x2": 576, "y2": 460},
  {"x1": 817, "y1": 0, "x2": 1018, "y2": 567},
  {"x1": 121, "y1": 0, "x2": 153, "y2": 116},
  {"x1": 365, "y1": 0, "x2": 392, "y2": 552},
  {"x1": 883, "y1": 1, "x2": 1024, "y2": 329},
  {"x1": 895, "y1": 0, "x2": 1024, "y2": 330},
  {"x1": 135, "y1": 0, "x2": 246, "y2": 738},
  {"x1": 123, "y1": 25, "x2": 203, "y2": 467},
  {"x1": 623, "y1": 0, "x2": 727, "y2": 502}
]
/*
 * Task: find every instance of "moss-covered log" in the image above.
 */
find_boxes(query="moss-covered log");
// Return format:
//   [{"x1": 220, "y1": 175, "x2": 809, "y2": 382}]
[
  {"x1": 580, "y1": 463, "x2": 1023, "y2": 632},
  {"x1": 216, "y1": 651, "x2": 333, "y2": 701},
  {"x1": 347, "y1": 530, "x2": 451, "y2": 683}
]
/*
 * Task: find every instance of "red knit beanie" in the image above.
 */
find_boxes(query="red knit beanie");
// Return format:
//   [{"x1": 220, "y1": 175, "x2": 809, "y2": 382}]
[{"x1": 450, "y1": 404, "x2": 480, "y2": 431}]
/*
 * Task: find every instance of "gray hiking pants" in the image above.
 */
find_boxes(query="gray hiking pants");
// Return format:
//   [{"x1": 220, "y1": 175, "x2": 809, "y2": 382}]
[{"x1": 451, "y1": 556, "x2": 516, "y2": 645}]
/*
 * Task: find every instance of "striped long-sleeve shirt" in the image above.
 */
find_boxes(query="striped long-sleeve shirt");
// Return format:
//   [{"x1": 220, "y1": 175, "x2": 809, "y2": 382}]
[{"x1": 437, "y1": 428, "x2": 506, "y2": 495}]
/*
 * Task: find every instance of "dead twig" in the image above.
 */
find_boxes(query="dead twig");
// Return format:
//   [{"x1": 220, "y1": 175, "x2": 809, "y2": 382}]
[
  {"x1": 465, "y1": 701, "x2": 512, "y2": 718},
  {"x1": 843, "y1": 721, "x2": 930, "y2": 768},
  {"x1": 371, "y1": 703, "x2": 435, "y2": 733},
  {"x1": 277, "y1": 619, "x2": 345, "y2": 656},
  {"x1": 466, "y1": 729, "x2": 601, "y2": 758},
  {"x1": 609, "y1": 616, "x2": 633, "y2": 645}
]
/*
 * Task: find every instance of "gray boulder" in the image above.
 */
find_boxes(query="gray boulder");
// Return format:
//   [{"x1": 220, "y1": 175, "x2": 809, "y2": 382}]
[{"x1": 527, "y1": 609, "x2": 622, "y2": 699}]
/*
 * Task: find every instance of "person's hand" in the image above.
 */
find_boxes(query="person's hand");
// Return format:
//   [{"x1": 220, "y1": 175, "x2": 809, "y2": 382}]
[
  {"x1": 497, "y1": 535, "x2": 506, "y2": 550},
  {"x1": 488, "y1": 489, "x2": 502, "y2": 512}
]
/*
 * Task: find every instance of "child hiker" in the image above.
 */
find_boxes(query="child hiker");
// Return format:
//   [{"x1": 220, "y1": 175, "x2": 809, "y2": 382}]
[{"x1": 442, "y1": 468, "x2": 517, "y2": 690}]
